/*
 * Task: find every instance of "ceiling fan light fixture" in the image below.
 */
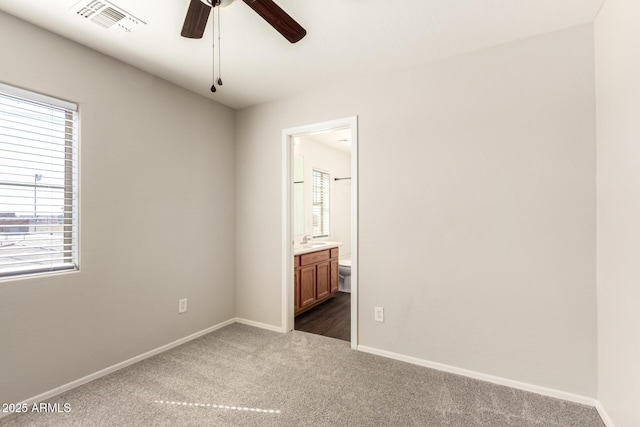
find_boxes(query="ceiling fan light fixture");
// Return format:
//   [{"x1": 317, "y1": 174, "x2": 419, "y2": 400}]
[{"x1": 209, "y1": 0, "x2": 235, "y2": 7}]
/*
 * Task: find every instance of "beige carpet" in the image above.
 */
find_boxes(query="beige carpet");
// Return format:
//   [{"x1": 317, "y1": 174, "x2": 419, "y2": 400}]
[{"x1": 1, "y1": 323, "x2": 605, "y2": 426}]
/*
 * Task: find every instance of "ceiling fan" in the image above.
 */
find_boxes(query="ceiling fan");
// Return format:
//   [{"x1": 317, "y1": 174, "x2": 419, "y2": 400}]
[{"x1": 181, "y1": 0, "x2": 307, "y2": 43}]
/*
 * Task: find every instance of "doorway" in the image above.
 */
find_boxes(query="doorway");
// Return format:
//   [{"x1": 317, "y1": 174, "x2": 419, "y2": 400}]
[{"x1": 282, "y1": 117, "x2": 358, "y2": 349}]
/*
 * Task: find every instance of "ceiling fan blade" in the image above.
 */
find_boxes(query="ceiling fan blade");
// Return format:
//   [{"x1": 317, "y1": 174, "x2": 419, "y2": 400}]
[
  {"x1": 181, "y1": 0, "x2": 212, "y2": 39},
  {"x1": 242, "y1": 0, "x2": 306, "y2": 43}
]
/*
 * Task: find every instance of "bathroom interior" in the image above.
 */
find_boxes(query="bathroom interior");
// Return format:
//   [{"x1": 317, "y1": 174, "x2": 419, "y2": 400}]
[{"x1": 293, "y1": 128, "x2": 352, "y2": 342}]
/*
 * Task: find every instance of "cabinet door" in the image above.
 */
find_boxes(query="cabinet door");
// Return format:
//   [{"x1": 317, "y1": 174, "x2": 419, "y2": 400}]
[
  {"x1": 330, "y1": 259, "x2": 339, "y2": 293},
  {"x1": 316, "y1": 261, "x2": 331, "y2": 300},
  {"x1": 300, "y1": 265, "x2": 316, "y2": 308},
  {"x1": 294, "y1": 268, "x2": 301, "y2": 312}
]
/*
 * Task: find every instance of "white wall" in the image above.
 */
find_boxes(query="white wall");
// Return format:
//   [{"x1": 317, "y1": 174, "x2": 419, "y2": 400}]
[
  {"x1": 595, "y1": 0, "x2": 640, "y2": 424},
  {"x1": 0, "y1": 12, "x2": 236, "y2": 404},
  {"x1": 236, "y1": 25, "x2": 597, "y2": 397},
  {"x1": 294, "y1": 137, "x2": 351, "y2": 256}
]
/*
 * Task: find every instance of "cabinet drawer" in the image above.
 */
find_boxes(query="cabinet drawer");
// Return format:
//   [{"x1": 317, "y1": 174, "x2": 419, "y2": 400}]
[
  {"x1": 330, "y1": 248, "x2": 339, "y2": 259},
  {"x1": 300, "y1": 249, "x2": 330, "y2": 266}
]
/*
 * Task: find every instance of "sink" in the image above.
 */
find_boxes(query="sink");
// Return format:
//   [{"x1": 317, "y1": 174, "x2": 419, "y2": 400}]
[
  {"x1": 293, "y1": 241, "x2": 342, "y2": 255},
  {"x1": 296, "y1": 241, "x2": 330, "y2": 249}
]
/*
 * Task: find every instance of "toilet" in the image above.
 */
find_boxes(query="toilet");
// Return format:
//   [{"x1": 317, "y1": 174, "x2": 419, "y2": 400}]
[{"x1": 338, "y1": 258, "x2": 351, "y2": 293}]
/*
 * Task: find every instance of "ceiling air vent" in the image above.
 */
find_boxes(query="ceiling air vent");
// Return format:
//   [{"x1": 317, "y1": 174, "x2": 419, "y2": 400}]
[{"x1": 71, "y1": 0, "x2": 146, "y2": 35}]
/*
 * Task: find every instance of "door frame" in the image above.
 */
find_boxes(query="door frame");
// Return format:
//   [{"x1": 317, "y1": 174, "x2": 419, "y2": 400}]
[{"x1": 281, "y1": 116, "x2": 358, "y2": 349}]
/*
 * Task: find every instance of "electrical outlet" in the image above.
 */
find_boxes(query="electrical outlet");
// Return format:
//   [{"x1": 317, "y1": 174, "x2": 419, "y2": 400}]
[
  {"x1": 178, "y1": 298, "x2": 188, "y2": 314},
  {"x1": 374, "y1": 306, "x2": 384, "y2": 322}
]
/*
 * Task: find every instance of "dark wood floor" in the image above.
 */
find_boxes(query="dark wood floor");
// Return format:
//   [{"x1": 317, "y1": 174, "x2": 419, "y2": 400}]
[{"x1": 295, "y1": 292, "x2": 351, "y2": 342}]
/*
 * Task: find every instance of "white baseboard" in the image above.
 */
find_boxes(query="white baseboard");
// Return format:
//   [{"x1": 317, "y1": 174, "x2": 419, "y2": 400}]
[
  {"x1": 595, "y1": 401, "x2": 616, "y2": 427},
  {"x1": 3, "y1": 320, "x2": 609, "y2": 424},
  {"x1": 357, "y1": 345, "x2": 597, "y2": 407},
  {"x1": 0, "y1": 318, "x2": 237, "y2": 420},
  {"x1": 233, "y1": 317, "x2": 286, "y2": 333}
]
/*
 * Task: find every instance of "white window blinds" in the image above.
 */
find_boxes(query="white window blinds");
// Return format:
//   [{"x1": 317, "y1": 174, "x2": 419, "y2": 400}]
[
  {"x1": 312, "y1": 169, "x2": 330, "y2": 237},
  {"x1": 0, "y1": 83, "x2": 79, "y2": 279}
]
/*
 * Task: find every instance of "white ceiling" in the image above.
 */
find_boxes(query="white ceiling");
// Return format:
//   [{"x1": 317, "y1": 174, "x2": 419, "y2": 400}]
[{"x1": 0, "y1": 0, "x2": 604, "y2": 110}]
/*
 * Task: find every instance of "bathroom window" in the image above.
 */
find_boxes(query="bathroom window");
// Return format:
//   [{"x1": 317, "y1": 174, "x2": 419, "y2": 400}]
[
  {"x1": 312, "y1": 169, "x2": 330, "y2": 238},
  {"x1": 0, "y1": 83, "x2": 79, "y2": 279}
]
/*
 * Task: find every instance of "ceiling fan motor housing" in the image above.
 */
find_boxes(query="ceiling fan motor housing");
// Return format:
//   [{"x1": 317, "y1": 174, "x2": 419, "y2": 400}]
[{"x1": 201, "y1": 0, "x2": 234, "y2": 7}]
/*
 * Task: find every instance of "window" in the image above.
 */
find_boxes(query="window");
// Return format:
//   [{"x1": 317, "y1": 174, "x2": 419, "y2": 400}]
[
  {"x1": 0, "y1": 83, "x2": 79, "y2": 279},
  {"x1": 312, "y1": 169, "x2": 330, "y2": 238}
]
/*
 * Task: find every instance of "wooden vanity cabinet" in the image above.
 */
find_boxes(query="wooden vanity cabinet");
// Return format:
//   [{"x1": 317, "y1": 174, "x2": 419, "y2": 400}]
[
  {"x1": 330, "y1": 258, "x2": 339, "y2": 293},
  {"x1": 299, "y1": 265, "x2": 316, "y2": 308},
  {"x1": 294, "y1": 246, "x2": 339, "y2": 316},
  {"x1": 316, "y1": 261, "x2": 331, "y2": 299}
]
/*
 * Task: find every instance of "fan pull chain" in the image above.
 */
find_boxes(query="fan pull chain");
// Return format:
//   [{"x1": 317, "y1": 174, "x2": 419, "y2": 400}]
[
  {"x1": 217, "y1": 6, "x2": 223, "y2": 86},
  {"x1": 210, "y1": 6, "x2": 217, "y2": 92}
]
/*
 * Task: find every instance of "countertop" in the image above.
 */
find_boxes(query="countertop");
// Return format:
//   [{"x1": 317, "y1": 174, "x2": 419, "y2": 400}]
[{"x1": 293, "y1": 241, "x2": 342, "y2": 256}]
